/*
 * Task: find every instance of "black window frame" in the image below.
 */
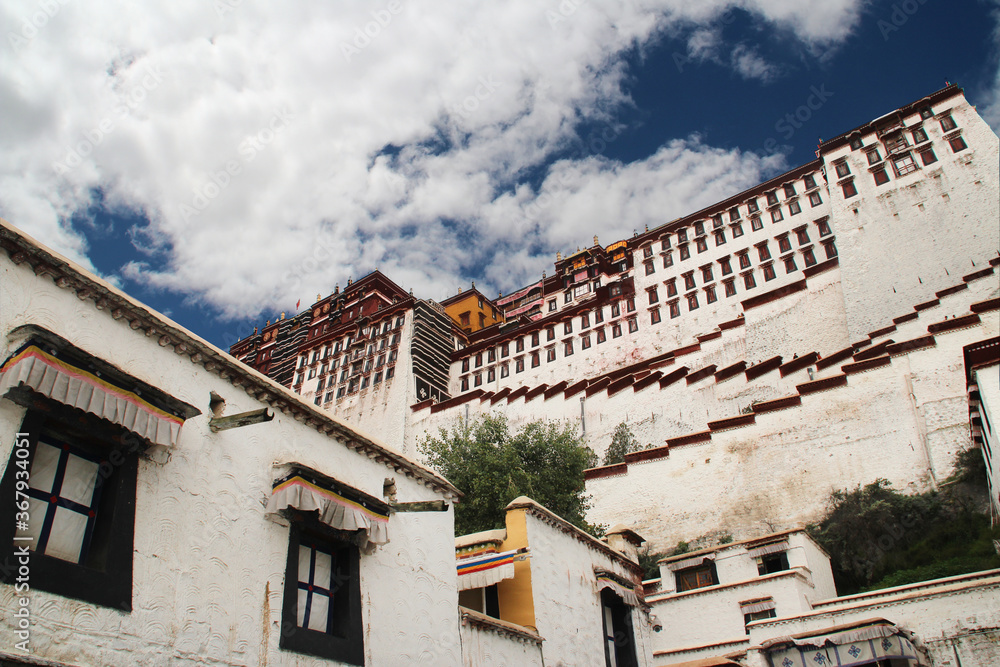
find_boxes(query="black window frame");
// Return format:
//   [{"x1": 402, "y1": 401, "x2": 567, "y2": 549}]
[
  {"x1": 280, "y1": 518, "x2": 364, "y2": 665},
  {"x1": 0, "y1": 403, "x2": 143, "y2": 612}
]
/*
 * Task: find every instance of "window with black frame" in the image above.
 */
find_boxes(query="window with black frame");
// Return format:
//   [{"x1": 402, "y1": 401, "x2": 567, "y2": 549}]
[
  {"x1": 0, "y1": 332, "x2": 198, "y2": 611},
  {"x1": 281, "y1": 516, "x2": 364, "y2": 664},
  {"x1": 0, "y1": 409, "x2": 141, "y2": 610}
]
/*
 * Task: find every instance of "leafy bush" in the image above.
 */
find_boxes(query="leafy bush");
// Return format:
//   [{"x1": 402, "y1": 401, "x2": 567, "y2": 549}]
[{"x1": 809, "y1": 449, "x2": 999, "y2": 594}]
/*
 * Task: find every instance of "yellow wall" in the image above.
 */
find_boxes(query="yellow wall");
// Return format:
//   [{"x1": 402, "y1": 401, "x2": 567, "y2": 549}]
[
  {"x1": 495, "y1": 508, "x2": 536, "y2": 630},
  {"x1": 443, "y1": 292, "x2": 504, "y2": 334}
]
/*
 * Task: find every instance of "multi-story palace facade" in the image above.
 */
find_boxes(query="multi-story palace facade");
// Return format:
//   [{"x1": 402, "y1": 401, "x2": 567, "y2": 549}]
[{"x1": 231, "y1": 84, "x2": 1000, "y2": 549}]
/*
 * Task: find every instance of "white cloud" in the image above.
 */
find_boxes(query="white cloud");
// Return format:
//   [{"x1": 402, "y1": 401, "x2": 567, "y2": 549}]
[
  {"x1": 980, "y1": 0, "x2": 1000, "y2": 133},
  {"x1": 0, "y1": 0, "x2": 868, "y2": 318},
  {"x1": 730, "y1": 44, "x2": 780, "y2": 83}
]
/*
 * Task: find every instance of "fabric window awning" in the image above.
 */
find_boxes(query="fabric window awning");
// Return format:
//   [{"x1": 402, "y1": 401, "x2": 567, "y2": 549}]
[
  {"x1": 456, "y1": 548, "x2": 527, "y2": 590},
  {"x1": 664, "y1": 553, "x2": 715, "y2": 572},
  {"x1": 595, "y1": 571, "x2": 640, "y2": 607},
  {"x1": 739, "y1": 598, "x2": 776, "y2": 614},
  {"x1": 769, "y1": 623, "x2": 920, "y2": 667},
  {"x1": 266, "y1": 468, "x2": 390, "y2": 550},
  {"x1": 0, "y1": 344, "x2": 185, "y2": 447},
  {"x1": 747, "y1": 541, "x2": 789, "y2": 559}
]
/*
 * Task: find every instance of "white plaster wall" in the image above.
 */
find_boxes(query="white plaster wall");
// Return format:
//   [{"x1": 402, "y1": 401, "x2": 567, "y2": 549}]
[
  {"x1": 742, "y1": 267, "x2": 849, "y2": 367},
  {"x1": 412, "y1": 280, "x2": 996, "y2": 482},
  {"x1": 649, "y1": 571, "x2": 816, "y2": 658},
  {"x1": 749, "y1": 573, "x2": 1000, "y2": 667},
  {"x1": 459, "y1": 624, "x2": 544, "y2": 667},
  {"x1": 827, "y1": 93, "x2": 1000, "y2": 341},
  {"x1": 0, "y1": 253, "x2": 462, "y2": 666},
  {"x1": 522, "y1": 511, "x2": 654, "y2": 667},
  {"x1": 793, "y1": 533, "x2": 837, "y2": 600}
]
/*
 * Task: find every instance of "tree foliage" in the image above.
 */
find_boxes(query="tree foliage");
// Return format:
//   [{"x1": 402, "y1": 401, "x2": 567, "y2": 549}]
[
  {"x1": 603, "y1": 421, "x2": 640, "y2": 466},
  {"x1": 808, "y1": 451, "x2": 1000, "y2": 595},
  {"x1": 419, "y1": 414, "x2": 599, "y2": 536}
]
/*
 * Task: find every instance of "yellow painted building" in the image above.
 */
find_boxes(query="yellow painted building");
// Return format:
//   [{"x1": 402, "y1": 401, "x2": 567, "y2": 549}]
[{"x1": 440, "y1": 286, "x2": 504, "y2": 334}]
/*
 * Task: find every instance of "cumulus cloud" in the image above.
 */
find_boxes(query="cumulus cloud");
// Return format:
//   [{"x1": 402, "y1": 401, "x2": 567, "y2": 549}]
[{"x1": 0, "y1": 0, "x2": 867, "y2": 318}]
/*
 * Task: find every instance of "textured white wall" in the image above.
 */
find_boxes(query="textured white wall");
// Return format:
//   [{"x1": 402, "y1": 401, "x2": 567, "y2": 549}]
[
  {"x1": 586, "y1": 303, "x2": 997, "y2": 551},
  {"x1": 828, "y1": 92, "x2": 1000, "y2": 341},
  {"x1": 459, "y1": 623, "x2": 544, "y2": 667},
  {"x1": 522, "y1": 511, "x2": 654, "y2": 667},
  {"x1": 975, "y1": 362, "x2": 1000, "y2": 518},
  {"x1": 0, "y1": 252, "x2": 462, "y2": 666},
  {"x1": 650, "y1": 571, "x2": 816, "y2": 660}
]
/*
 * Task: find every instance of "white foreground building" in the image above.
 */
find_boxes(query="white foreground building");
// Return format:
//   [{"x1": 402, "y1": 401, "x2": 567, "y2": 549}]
[{"x1": 0, "y1": 219, "x2": 463, "y2": 666}]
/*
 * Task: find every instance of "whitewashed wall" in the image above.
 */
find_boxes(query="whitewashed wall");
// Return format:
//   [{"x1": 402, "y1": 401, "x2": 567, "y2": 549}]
[
  {"x1": 586, "y1": 304, "x2": 998, "y2": 551},
  {"x1": 976, "y1": 362, "x2": 1000, "y2": 518},
  {"x1": 522, "y1": 509, "x2": 655, "y2": 667},
  {"x1": 0, "y1": 249, "x2": 462, "y2": 666},
  {"x1": 459, "y1": 623, "x2": 544, "y2": 667},
  {"x1": 827, "y1": 92, "x2": 1000, "y2": 341},
  {"x1": 649, "y1": 532, "x2": 835, "y2": 661}
]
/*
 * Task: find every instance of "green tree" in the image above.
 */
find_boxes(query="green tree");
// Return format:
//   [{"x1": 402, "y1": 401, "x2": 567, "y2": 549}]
[
  {"x1": 419, "y1": 414, "x2": 598, "y2": 536},
  {"x1": 603, "y1": 421, "x2": 640, "y2": 465},
  {"x1": 807, "y1": 478, "x2": 941, "y2": 593},
  {"x1": 807, "y1": 457, "x2": 1000, "y2": 595}
]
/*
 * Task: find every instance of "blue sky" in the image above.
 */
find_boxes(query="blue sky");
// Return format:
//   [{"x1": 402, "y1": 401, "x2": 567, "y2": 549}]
[{"x1": 1, "y1": 0, "x2": 998, "y2": 350}]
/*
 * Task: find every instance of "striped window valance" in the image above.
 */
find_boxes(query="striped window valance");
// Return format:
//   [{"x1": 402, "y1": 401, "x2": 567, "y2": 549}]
[
  {"x1": 456, "y1": 548, "x2": 528, "y2": 591},
  {"x1": 1, "y1": 341, "x2": 191, "y2": 447},
  {"x1": 664, "y1": 553, "x2": 715, "y2": 572},
  {"x1": 595, "y1": 570, "x2": 640, "y2": 607},
  {"x1": 739, "y1": 598, "x2": 776, "y2": 614},
  {"x1": 266, "y1": 466, "x2": 391, "y2": 551},
  {"x1": 747, "y1": 541, "x2": 789, "y2": 559}
]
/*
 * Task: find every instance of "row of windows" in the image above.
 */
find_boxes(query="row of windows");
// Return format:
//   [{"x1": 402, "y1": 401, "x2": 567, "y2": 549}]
[
  {"x1": 301, "y1": 333, "x2": 400, "y2": 374},
  {"x1": 458, "y1": 320, "x2": 641, "y2": 391},
  {"x1": 459, "y1": 298, "x2": 637, "y2": 372},
  {"x1": 301, "y1": 348, "x2": 399, "y2": 385},
  {"x1": 653, "y1": 223, "x2": 830, "y2": 297},
  {"x1": 837, "y1": 115, "x2": 968, "y2": 198},
  {"x1": 646, "y1": 172, "x2": 822, "y2": 256},
  {"x1": 647, "y1": 242, "x2": 838, "y2": 317},
  {"x1": 642, "y1": 195, "x2": 825, "y2": 274},
  {"x1": 301, "y1": 317, "x2": 405, "y2": 368},
  {"x1": 315, "y1": 366, "x2": 397, "y2": 404}
]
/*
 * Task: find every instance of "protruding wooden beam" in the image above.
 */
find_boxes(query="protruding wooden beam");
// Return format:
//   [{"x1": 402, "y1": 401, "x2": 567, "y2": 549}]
[
  {"x1": 208, "y1": 407, "x2": 274, "y2": 432},
  {"x1": 390, "y1": 500, "x2": 448, "y2": 513}
]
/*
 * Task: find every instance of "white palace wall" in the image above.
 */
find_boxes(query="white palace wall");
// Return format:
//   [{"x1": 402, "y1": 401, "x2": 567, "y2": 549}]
[
  {"x1": 831, "y1": 94, "x2": 1000, "y2": 341},
  {"x1": 585, "y1": 279, "x2": 999, "y2": 549}
]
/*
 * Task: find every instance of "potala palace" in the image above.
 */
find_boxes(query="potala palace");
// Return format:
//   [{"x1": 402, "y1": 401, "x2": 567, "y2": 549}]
[{"x1": 1, "y1": 83, "x2": 998, "y2": 666}]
